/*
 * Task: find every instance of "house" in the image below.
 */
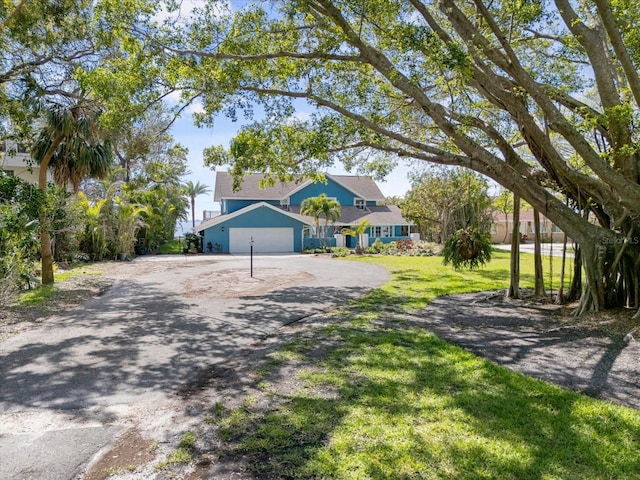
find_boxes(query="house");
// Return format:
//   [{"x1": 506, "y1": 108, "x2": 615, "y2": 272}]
[
  {"x1": 195, "y1": 172, "x2": 416, "y2": 253},
  {"x1": 1, "y1": 141, "x2": 44, "y2": 184},
  {"x1": 491, "y1": 210, "x2": 567, "y2": 244}
]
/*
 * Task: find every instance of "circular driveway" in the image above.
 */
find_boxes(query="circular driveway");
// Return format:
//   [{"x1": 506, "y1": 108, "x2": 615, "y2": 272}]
[{"x1": 0, "y1": 255, "x2": 388, "y2": 480}]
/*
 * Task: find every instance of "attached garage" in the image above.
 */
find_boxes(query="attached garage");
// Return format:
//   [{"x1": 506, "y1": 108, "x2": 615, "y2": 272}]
[{"x1": 229, "y1": 227, "x2": 294, "y2": 253}]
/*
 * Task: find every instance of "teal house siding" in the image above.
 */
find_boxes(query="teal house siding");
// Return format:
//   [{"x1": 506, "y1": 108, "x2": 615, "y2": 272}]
[
  {"x1": 226, "y1": 199, "x2": 279, "y2": 213},
  {"x1": 201, "y1": 205, "x2": 307, "y2": 253},
  {"x1": 289, "y1": 178, "x2": 360, "y2": 206}
]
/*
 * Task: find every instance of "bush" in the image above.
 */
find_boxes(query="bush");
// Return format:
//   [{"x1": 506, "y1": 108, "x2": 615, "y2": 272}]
[
  {"x1": 331, "y1": 247, "x2": 350, "y2": 257},
  {"x1": 396, "y1": 239, "x2": 414, "y2": 252},
  {"x1": 365, "y1": 238, "x2": 386, "y2": 254}
]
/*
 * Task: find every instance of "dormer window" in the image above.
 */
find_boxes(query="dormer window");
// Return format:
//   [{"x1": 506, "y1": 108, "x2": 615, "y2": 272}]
[
  {"x1": 355, "y1": 198, "x2": 365, "y2": 209},
  {"x1": 280, "y1": 198, "x2": 290, "y2": 210}
]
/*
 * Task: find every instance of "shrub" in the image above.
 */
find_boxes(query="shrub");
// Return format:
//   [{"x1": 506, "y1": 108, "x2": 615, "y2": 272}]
[
  {"x1": 365, "y1": 238, "x2": 386, "y2": 254},
  {"x1": 396, "y1": 239, "x2": 414, "y2": 252},
  {"x1": 331, "y1": 247, "x2": 350, "y2": 257}
]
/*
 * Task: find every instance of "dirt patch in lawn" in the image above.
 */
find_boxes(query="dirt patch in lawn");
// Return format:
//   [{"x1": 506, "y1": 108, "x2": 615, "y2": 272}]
[{"x1": 182, "y1": 268, "x2": 314, "y2": 298}]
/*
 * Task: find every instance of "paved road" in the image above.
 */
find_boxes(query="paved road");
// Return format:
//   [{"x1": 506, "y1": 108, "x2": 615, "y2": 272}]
[
  {"x1": 0, "y1": 255, "x2": 389, "y2": 480},
  {"x1": 494, "y1": 242, "x2": 574, "y2": 257}
]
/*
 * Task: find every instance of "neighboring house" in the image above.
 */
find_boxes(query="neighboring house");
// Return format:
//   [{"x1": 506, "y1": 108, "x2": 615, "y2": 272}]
[
  {"x1": 1, "y1": 140, "x2": 52, "y2": 184},
  {"x1": 195, "y1": 172, "x2": 415, "y2": 253},
  {"x1": 491, "y1": 210, "x2": 567, "y2": 244}
]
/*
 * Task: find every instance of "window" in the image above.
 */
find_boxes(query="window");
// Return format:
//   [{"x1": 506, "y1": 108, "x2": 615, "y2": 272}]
[
  {"x1": 552, "y1": 223, "x2": 562, "y2": 233},
  {"x1": 371, "y1": 225, "x2": 392, "y2": 237},
  {"x1": 280, "y1": 198, "x2": 289, "y2": 210},
  {"x1": 355, "y1": 198, "x2": 365, "y2": 209},
  {"x1": 490, "y1": 223, "x2": 498, "y2": 234},
  {"x1": 1, "y1": 169, "x2": 14, "y2": 176},
  {"x1": 400, "y1": 225, "x2": 409, "y2": 236}
]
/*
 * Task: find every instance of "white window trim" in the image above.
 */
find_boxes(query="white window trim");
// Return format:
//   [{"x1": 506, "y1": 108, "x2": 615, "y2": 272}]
[
  {"x1": 354, "y1": 198, "x2": 366, "y2": 209},
  {"x1": 371, "y1": 225, "x2": 392, "y2": 238}
]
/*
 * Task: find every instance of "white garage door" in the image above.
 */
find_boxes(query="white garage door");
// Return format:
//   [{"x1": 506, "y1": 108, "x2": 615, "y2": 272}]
[{"x1": 229, "y1": 228, "x2": 294, "y2": 253}]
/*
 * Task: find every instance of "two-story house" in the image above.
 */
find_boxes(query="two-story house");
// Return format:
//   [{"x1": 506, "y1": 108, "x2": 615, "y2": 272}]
[{"x1": 195, "y1": 172, "x2": 414, "y2": 253}]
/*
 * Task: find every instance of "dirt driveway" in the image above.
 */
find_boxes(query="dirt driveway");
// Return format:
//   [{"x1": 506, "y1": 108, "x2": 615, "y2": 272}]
[{"x1": 0, "y1": 254, "x2": 389, "y2": 480}]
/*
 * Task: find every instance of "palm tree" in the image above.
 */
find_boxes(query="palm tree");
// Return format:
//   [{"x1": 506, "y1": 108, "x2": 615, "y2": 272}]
[
  {"x1": 341, "y1": 219, "x2": 372, "y2": 254},
  {"x1": 32, "y1": 99, "x2": 113, "y2": 285},
  {"x1": 184, "y1": 180, "x2": 211, "y2": 228},
  {"x1": 301, "y1": 194, "x2": 341, "y2": 245}
]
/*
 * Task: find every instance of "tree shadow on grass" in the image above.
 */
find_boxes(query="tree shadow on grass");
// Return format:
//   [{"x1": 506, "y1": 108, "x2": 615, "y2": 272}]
[{"x1": 213, "y1": 325, "x2": 640, "y2": 480}]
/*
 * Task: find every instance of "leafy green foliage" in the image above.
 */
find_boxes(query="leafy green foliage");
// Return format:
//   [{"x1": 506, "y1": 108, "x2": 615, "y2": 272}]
[
  {"x1": 443, "y1": 228, "x2": 493, "y2": 270},
  {"x1": 0, "y1": 174, "x2": 45, "y2": 300},
  {"x1": 402, "y1": 168, "x2": 493, "y2": 243}
]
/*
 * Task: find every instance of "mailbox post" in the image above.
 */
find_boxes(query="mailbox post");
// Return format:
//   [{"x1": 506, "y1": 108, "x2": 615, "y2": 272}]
[{"x1": 250, "y1": 236, "x2": 254, "y2": 277}]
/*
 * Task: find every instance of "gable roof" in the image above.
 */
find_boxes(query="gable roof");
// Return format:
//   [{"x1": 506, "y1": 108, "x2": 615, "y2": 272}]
[
  {"x1": 328, "y1": 175, "x2": 385, "y2": 201},
  {"x1": 213, "y1": 172, "x2": 385, "y2": 201},
  {"x1": 195, "y1": 201, "x2": 313, "y2": 232}
]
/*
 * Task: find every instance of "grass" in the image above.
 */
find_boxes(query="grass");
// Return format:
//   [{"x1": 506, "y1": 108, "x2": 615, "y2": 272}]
[
  {"x1": 157, "y1": 239, "x2": 184, "y2": 254},
  {"x1": 15, "y1": 264, "x2": 100, "y2": 306},
  {"x1": 207, "y1": 250, "x2": 640, "y2": 479},
  {"x1": 155, "y1": 432, "x2": 197, "y2": 470},
  {"x1": 351, "y1": 249, "x2": 569, "y2": 311}
]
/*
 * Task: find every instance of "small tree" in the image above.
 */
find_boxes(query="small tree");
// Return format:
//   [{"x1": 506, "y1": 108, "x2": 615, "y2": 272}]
[
  {"x1": 184, "y1": 180, "x2": 211, "y2": 228},
  {"x1": 341, "y1": 219, "x2": 372, "y2": 254},
  {"x1": 402, "y1": 168, "x2": 492, "y2": 243},
  {"x1": 32, "y1": 100, "x2": 112, "y2": 284},
  {"x1": 301, "y1": 194, "x2": 341, "y2": 245},
  {"x1": 113, "y1": 199, "x2": 147, "y2": 257}
]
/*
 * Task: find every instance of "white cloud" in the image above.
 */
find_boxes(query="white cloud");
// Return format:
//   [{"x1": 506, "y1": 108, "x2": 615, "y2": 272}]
[{"x1": 186, "y1": 101, "x2": 205, "y2": 114}]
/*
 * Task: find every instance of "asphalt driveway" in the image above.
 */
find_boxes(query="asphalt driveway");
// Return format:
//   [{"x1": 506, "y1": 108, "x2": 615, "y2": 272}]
[{"x1": 0, "y1": 254, "x2": 389, "y2": 480}]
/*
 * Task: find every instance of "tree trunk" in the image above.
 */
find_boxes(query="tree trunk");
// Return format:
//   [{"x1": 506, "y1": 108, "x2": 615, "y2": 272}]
[
  {"x1": 556, "y1": 232, "x2": 568, "y2": 304},
  {"x1": 507, "y1": 194, "x2": 521, "y2": 299},
  {"x1": 503, "y1": 211, "x2": 509, "y2": 243},
  {"x1": 533, "y1": 209, "x2": 546, "y2": 298},
  {"x1": 191, "y1": 197, "x2": 196, "y2": 228},
  {"x1": 38, "y1": 134, "x2": 65, "y2": 286},
  {"x1": 566, "y1": 242, "x2": 582, "y2": 302}
]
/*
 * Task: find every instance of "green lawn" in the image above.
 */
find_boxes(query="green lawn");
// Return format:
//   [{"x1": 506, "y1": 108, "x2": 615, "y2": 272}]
[{"x1": 206, "y1": 250, "x2": 640, "y2": 479}]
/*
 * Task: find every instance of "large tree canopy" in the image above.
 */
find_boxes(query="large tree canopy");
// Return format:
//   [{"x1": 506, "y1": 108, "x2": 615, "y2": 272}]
[{"x1": 147, "y1": 0, "x2": 640, "y2": 314}]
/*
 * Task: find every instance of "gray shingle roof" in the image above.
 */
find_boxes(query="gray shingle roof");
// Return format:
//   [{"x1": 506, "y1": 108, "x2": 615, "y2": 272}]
[
  {"x1": 290, "y1": 204, "x2": 411, "y2": 226},
  {"x1": 213, "y1": 172, "x2": 386, "y2": 201}
]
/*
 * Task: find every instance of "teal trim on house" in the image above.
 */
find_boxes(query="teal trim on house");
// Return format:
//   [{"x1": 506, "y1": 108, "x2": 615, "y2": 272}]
[{"x1": 289, "y1": 177, "x2": 361, "y2": 206}]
